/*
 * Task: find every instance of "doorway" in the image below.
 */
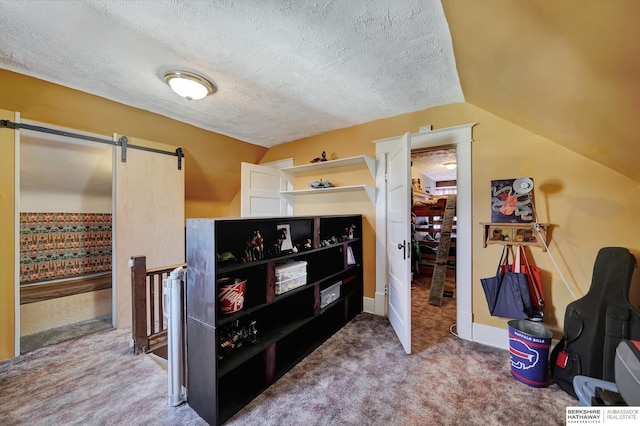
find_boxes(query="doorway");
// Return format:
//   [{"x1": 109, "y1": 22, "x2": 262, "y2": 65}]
[
  {"x1": 19, "y1": 128, "x2": 113, "y2": 353},
  {"x1": 11, "y1": 118, "x2": 186, "y2": 357},
  {"x1": 410, "y1": 146, "x2": 458, "y2": 349},
  {"x1": 374, "y1": 123, "x2": 475, "y2": 351}
]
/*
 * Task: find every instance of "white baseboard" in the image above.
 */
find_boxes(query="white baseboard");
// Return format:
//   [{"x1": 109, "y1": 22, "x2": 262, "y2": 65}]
[
  {"x1": 363, "y1": 296, "x2": 377, "y2": 315},
  {"x1": 374, "y1": 291, "x2": 386, "y2": 316},
  {"x1": 455, "y1": 309, "x2": 473, "y2": 341},
  {"x1": 472, "y1": 322, "x2": 509, "y2": 350}
]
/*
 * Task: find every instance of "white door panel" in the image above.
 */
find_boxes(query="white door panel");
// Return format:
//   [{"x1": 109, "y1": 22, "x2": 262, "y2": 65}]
[
  {"x1": 385, "y1": 133, "x2": 411, "y2": 354},
  {"x1": 241, "y1": 162, "x2": 292, "y2": 217}
]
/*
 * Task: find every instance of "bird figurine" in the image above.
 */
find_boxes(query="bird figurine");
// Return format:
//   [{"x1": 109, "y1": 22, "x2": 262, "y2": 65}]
[{"x1": 310, "y1": 151, "x2": 328, "y2": 163}]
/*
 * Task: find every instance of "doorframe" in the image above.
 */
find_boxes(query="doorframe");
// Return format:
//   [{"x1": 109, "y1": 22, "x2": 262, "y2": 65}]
[
  {"x1": 14, "y1": 118, "x2": 116, "y2": 349},
  {"x1": 374, "y1": 123, "x2": 475, "y2": 341},
  {"x1": 13, "y1": 112, "x2": 21, "y2": 357}
]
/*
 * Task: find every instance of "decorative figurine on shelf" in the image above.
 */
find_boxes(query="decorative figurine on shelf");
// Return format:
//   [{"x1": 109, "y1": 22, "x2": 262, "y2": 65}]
[
  {"x1": 253, "y1": 231, "x2": 264, "y2": 259},
  {"x1": 308, "y1": 179, "x2": 334, "y2": 189},
  {"x1": 304, "y1": 238, "x2": 312, "y2": 249},
  {"x1": 217, "y1": 251, "x2": 236, "y2": 265},
  {"x1": 310, "y1": 151, "x2": 328, "y2": 163},
  {"x1": 347, "y1": 224, "x2": 356, "y2": 239},
  {"x1": 245, "y1": 230, "x2": 264, "y2": 261},
  {"x1": 218, "y1": 318, "x2": 259, "y2": 360}
]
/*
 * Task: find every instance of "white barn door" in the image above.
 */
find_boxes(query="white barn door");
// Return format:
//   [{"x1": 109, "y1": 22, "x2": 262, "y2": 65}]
[{"x1": 114, "y1": 137, "x2": 185, "y2": 329}]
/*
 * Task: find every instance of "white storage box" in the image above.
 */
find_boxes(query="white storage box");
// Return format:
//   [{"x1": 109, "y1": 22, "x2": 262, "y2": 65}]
[
  {"x1": 275, "y1": 261, "x2": 307, "y2": 295},
  {"x1": 320, "y1": 281, "x2": 341, "y2": 308}
]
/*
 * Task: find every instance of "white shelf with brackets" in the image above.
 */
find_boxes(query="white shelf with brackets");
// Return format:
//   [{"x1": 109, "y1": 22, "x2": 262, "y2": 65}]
[
  {"x1": 281, "y1": 184, "x2": 375, "y2": 202},
  {"x1": 279, "y1": 155, "x2": 376, "y2": 203}
]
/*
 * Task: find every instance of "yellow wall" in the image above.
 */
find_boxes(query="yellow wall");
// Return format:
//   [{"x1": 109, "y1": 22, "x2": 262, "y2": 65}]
[
  {"x1": 0, "y1": 69, "x2": 267, "y2": 220},
  {"x1": 261, "y1": 102, "x2": 640, "y2": 336},
  {"x1": 0, "y1": 109, "x2": 16, "y2": 360},
  {"x1": 2, "y1": 69, "x2": 639, "y2": 360},
  {"x1": 467, "y1": 104, "x2": 640, "y2": 333},
  {"x1": 0, "y1": 70, "x2": 266, "y2": 361}
]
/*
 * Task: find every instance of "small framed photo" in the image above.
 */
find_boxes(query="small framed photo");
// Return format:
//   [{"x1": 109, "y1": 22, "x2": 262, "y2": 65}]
[
  {"x1": 488, "y1": 226, "x2": 512, "y2": 242},
  {"x1": 347, "y1": 246, "x2": 356, "y2": 265},
  {"x1": 277, "y1": 224, "x2": 293, "y2": 251},
  {"x1": 514, "y1": 227, "x2": 536, "y2": 243}
]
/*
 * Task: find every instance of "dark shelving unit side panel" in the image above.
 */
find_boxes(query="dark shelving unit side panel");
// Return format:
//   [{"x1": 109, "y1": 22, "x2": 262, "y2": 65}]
[
  {"x1": 186, "y1": 219, "x2": 216, "y2": 326},
  {"x1": 186, "y1": 317, "x2": 218, "y2": 425}
]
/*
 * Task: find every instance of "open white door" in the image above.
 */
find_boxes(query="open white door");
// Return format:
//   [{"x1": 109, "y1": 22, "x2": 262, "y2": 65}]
[
  {"x1": 385, "y1": 132, "x2": 412, "y2": 354},
  {"x1": 375, "y1": 124, "x2": 475, "y2": 344},
  {"x1": 240, "y1": 161, "x2": 292, "y2": 217}
]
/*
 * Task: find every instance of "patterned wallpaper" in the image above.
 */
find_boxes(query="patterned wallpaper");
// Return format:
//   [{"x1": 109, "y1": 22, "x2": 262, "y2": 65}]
[{"x1": 20, "y1": 213, "x2": 112, "y2": 284}]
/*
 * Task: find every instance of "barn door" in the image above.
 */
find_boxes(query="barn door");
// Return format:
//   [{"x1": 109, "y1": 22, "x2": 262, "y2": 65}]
[{"x1": 114, "y1": 137, "x2": 185, "y2": 328}]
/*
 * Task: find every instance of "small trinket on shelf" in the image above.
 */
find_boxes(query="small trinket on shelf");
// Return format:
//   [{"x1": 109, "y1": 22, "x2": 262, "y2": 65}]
[
  {"x1": 308, "y1": 179, "x2": 334, "y2": 189},
  {"x1": 310, "y1": 151, "x2": 328, "y2": 163},
  {"x1": 245, "y1": 230, "x2": 264, "y2": 261}
]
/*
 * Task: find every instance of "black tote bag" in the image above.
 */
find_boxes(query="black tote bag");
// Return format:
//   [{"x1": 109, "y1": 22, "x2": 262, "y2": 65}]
[{"x1": 481, "y1": 246, "x2": 532, "y2": 319}]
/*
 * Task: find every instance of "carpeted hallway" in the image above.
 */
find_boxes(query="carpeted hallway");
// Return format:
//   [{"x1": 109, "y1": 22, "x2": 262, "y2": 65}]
[{"x1": 0, "y1": 275, "x2": 576, "y2": 425}]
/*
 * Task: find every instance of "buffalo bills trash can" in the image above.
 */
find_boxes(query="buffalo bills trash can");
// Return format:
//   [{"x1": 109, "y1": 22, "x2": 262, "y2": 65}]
[{"x1": 508, "y1": 320, "x2": 553, "y2": 388}]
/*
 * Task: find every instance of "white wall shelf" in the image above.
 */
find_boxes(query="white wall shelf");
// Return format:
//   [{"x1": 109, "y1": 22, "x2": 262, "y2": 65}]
[
  {"x1": 480, "y1": 222, "x2": 551, "y2": 252},
  {"x1": 279, "y1": 155, "x2": 376, "y2": 203},
  {"x1": 280, "y1": 155, "x2": 375, "y2": 182},
  {"x1": 281, "y1": 184, "x2": 375, "y2": 202}
]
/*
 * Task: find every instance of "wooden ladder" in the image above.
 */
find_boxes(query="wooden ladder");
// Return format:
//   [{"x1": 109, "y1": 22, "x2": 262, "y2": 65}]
[{"x1": 428, "y1": 194, "x2": 456, "y2": 306}]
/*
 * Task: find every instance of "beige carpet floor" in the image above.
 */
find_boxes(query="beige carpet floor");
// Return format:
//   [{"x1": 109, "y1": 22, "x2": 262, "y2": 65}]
[{"x1": 0, "y1": 275, "x2": 577, "y2": 425}]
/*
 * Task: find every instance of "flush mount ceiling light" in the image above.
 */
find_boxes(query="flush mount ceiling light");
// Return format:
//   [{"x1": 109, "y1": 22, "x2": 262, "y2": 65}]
[
  {"x1": 444, "y1": 161, "x2": 457, "y2": 170},
  {"x1": 163, "y1": 71, "x2": 216, "y2": 100}
]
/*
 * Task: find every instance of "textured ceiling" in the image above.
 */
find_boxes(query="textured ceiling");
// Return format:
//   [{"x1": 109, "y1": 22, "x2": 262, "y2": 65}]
[
  {"x1": 5, "y1": 1, "x2": 640, "y2": 194},
  {"x1": 0, "y1": 0, "x2": 463, "y2": 148},
  {"x1": 412, "y1": 146, "x2": 457, "y2": 182}
]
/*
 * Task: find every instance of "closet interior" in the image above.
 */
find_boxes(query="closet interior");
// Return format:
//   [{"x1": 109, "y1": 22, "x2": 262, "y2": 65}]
[{"x1": 410, "y1": 146, "x2": 457, "y2": 283}]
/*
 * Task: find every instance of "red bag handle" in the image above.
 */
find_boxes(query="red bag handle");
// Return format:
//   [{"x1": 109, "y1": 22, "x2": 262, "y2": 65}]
[{"x1": 518, "y1": 245, "x2": 544, "y2": 304}]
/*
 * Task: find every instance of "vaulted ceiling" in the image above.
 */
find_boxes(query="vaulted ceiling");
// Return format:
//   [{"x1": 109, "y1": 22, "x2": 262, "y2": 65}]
[
  {"x1": 3, "y1": 0, "x2": 640, "y2": 188},
  {"x1": 442, "y1": 0, "x2": 640, "y2": 184}
]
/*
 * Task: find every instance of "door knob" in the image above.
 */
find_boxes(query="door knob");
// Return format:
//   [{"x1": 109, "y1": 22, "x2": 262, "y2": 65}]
[{"x1": 398, "y1": 240, "x2": 407, "y2": 259}]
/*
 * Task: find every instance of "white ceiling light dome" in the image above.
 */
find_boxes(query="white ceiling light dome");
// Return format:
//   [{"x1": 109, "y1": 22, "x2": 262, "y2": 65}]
[{"x1": 164, "y1": 71, "x2": 216, "y2": 100}]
